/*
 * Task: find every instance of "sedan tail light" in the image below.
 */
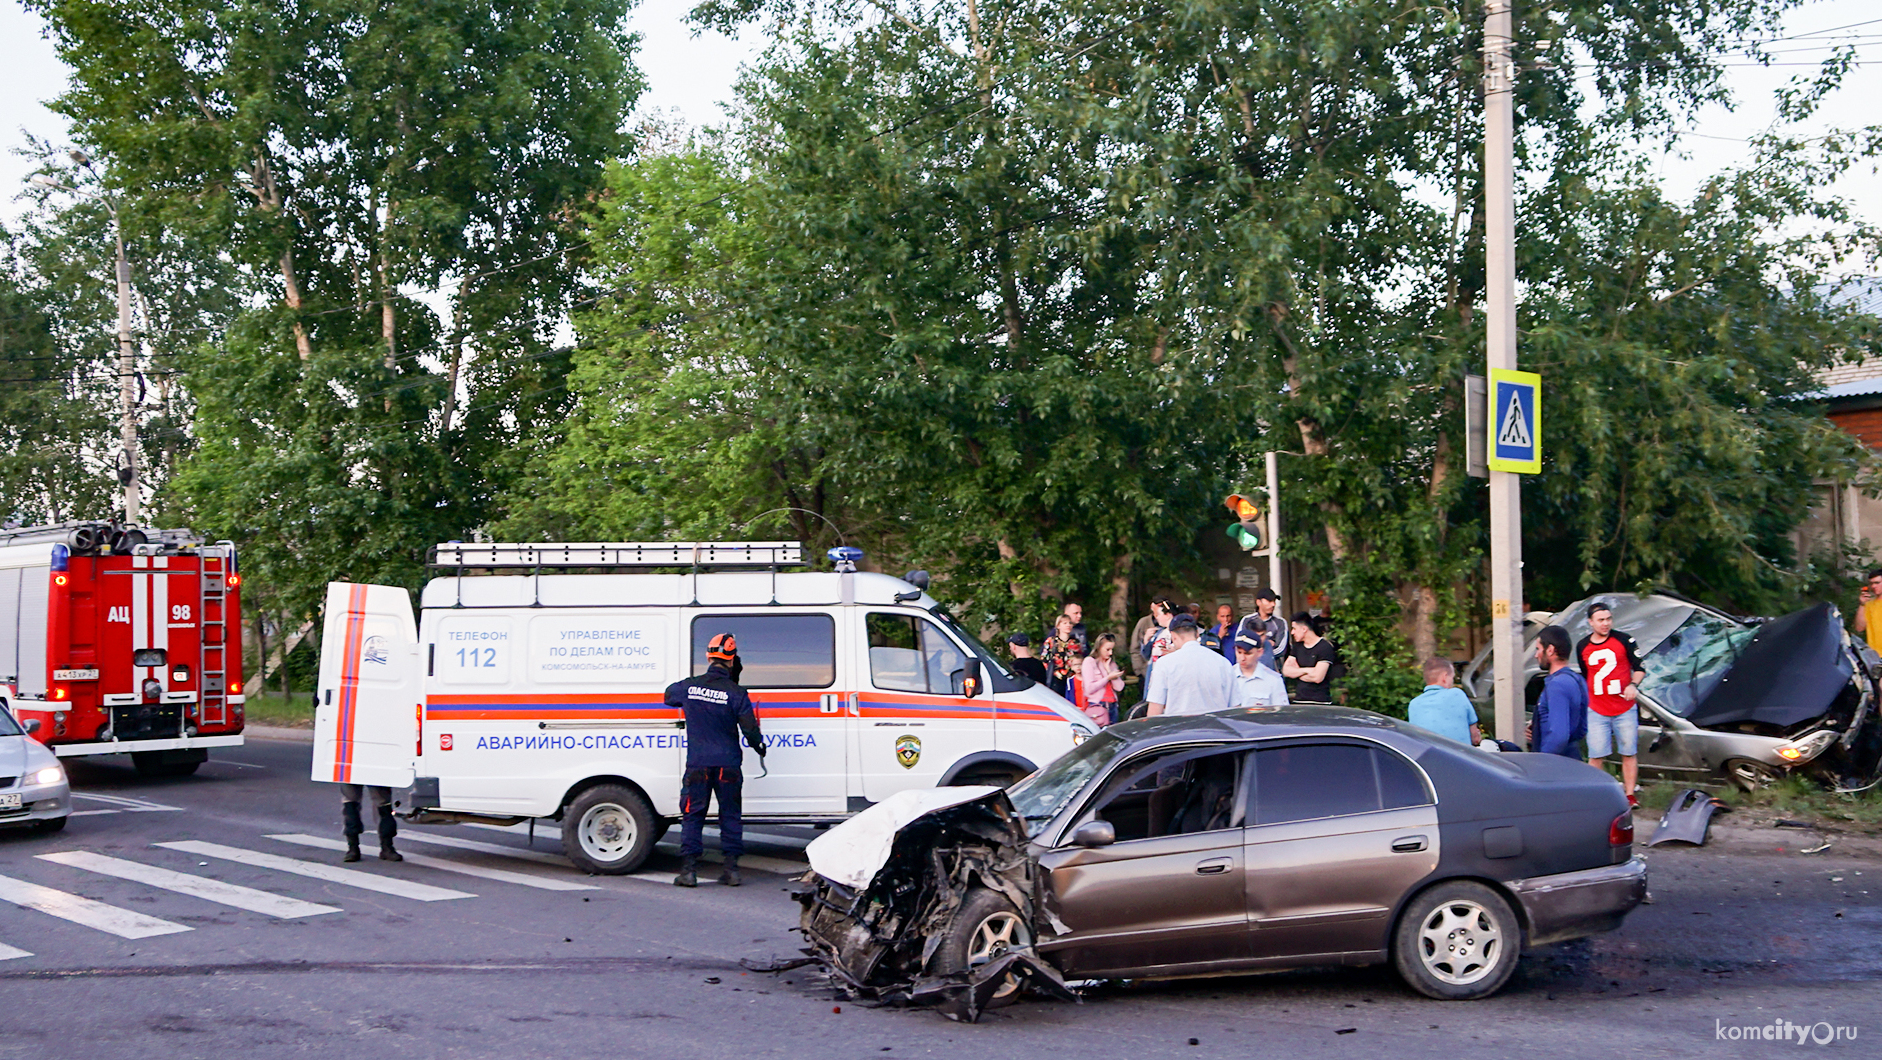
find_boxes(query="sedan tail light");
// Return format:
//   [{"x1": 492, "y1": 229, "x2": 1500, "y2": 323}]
[{"x1": 1609, "y1": 811, "x2": 1635, "y2": 847}]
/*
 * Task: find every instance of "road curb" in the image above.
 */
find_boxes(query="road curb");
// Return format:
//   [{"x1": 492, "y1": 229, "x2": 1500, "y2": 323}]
[{"x1": 243, "y1": 724, "x2": 315, "y2": 743}]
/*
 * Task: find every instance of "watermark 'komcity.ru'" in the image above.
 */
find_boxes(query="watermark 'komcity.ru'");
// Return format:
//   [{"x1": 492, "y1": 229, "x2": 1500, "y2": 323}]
[{"x1": 1716, "y1": 1018, "x2": 1858, "y2": 1044}]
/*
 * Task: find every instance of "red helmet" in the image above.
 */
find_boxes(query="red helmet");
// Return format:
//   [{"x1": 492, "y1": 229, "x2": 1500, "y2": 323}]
[{"x1": 707, "y1": 633, "x2": 738, "y2": 662}]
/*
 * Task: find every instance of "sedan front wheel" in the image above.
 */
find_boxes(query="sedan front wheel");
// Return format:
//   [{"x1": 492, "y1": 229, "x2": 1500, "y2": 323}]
[{"x1": 1393, "y1": 881, "x2": 1521, "y2": 1000}]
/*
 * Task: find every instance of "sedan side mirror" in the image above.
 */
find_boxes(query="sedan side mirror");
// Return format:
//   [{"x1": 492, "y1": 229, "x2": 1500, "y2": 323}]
[
  {"x1": 22, "y1": 718, "x2": 41, "y2": 734},
  {"x1": 1071, "y1": 820, "x2": 1115, "y2": 848},
  {"x1": 962, "y1": 657, "x2": 983, "y2": 698}
]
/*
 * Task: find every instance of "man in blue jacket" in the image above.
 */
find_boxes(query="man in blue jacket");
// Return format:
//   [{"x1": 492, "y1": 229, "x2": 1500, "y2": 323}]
[
  {"x1": 1530, "y1": 625, "x2": 1587, "y2": 758},
  {"x1": 665, "y1": 633, "x2": 764, "y2": 887}
]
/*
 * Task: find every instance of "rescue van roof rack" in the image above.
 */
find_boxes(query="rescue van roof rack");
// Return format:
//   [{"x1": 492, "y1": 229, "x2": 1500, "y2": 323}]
[{"x1": 427, "y1": 541, "x2": 806, "y2": 570}]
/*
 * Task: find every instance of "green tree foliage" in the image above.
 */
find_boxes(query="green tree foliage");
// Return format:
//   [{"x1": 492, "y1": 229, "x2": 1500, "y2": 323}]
[
  {"x1": 502, "y1": 11, "x2": 1261, "y2": 637},
  {"x1": 29, "y1": 0, "x2": 642, "y2": 622},
  {"x1": 0, "y1": 224, "x2": 115, "y2": 525}
]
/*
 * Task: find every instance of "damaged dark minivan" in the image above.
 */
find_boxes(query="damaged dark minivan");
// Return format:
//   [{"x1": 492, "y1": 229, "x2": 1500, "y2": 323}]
[
  {"x1": 795, "y1": 708, "x2": 1646, "y2": 1020},
  {"x1": 1460, "y1": 594, "x2": 1882, "y2": 790}
]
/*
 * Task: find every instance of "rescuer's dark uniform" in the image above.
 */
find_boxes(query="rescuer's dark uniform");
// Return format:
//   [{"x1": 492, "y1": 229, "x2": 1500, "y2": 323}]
[
  {"x1": 340, "y1": 784, "x2": 401, "y2": 863},
  {"x1": 664, "y1": 634, "x2": 764, "y2": 887}
]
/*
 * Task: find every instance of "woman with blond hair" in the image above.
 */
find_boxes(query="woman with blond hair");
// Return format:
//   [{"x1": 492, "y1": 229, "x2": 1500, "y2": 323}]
[
  {"x1": 1041, "y1": 612, "x2": 1085, "y2": 702},
  {"x1": 1080, "y1": 633, "x2": 1126, "y2": 725}
]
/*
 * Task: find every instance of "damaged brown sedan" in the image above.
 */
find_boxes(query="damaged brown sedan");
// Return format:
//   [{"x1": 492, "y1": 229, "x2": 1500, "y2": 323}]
[{"x1": 794, "y1": 708, "x2": 1647, "y2": 1021}]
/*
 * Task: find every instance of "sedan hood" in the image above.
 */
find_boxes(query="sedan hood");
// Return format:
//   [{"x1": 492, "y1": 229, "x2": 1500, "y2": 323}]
[
  {"x1": 0, "y1": 735, "x2": 28, "y2": 780},
  {"x1": 806, "y1": 785, "x2": 1007, "y2": 890},
  {"x1": 1687, "y1": 603, "x2": 1853, "y2": 730}
]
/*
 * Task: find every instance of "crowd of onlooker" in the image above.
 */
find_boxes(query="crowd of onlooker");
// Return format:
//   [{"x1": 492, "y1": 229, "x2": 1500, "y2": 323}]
[{"x1": 1005, "y1": 594, "x2": 1344, "y2": 725}]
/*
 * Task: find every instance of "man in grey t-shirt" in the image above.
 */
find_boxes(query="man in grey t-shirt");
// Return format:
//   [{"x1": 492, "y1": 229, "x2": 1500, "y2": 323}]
[{"x1": 1145, "y1": 615, "x2": 1237, "y2": 717}]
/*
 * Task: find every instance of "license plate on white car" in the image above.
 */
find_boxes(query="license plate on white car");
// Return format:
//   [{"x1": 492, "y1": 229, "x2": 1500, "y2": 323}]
[{"x1": 0, "y1": 793, "x2": 21, "y2": 811}]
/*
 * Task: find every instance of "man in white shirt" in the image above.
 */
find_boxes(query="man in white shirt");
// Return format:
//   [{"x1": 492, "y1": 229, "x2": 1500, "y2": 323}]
[
  {"x1": 1231, "y1": 632, "x2": 1289, "y2": 708},
  {"x1": 1145, "y1": 615, "x2": 1237, "y2": 717}
]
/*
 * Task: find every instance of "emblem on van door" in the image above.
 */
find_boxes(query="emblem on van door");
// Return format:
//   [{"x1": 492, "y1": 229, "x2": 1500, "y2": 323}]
[
  {"x1": 895, "y1": 734, "x2": 921, "y2": 769},
  {"x1": 362, "y1": 635, "x2": 389, "y2": 665}
]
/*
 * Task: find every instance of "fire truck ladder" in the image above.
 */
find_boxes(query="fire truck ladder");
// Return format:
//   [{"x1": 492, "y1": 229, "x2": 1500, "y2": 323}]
[{"x1": 198, "y1": 547, "x2": 231, "y2": 727}]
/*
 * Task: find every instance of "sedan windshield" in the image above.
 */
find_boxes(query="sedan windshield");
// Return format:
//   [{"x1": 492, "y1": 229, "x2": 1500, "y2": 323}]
[
  {"x1": 1006, "y1": 730, "x2": 1128, "y2": 824},
  {"x1": 0, "y1": 708, "x2": 21, "y2": 737},
  {"x1": 1639, "y1": 612, "x2": 1754, "y2": 718}
]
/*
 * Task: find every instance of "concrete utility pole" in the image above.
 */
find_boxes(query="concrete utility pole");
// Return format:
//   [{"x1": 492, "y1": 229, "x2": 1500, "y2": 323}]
[
  {"x1": 1484, "y1": 2, "x2": 1523, "y2": 744},
  {"x1": 112, "y1": 208, "x2": 140, "y2": 525}
]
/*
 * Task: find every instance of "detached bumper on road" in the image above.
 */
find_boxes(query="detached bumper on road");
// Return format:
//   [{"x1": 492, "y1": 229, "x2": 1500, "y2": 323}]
[{"x1": 1508, "y1": 855, "x2": 1648, "y2": 947}]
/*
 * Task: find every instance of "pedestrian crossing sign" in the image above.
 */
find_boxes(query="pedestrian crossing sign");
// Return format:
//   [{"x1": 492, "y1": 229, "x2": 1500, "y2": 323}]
[{"x1": 1487, "y1": 368, "x2": 1541, "y2": 474}]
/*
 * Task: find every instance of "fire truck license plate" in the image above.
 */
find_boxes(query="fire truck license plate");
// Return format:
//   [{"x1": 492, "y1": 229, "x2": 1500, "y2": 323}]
[{"x1": 0, "y1": 794, "x2": 21, "y2": 811}]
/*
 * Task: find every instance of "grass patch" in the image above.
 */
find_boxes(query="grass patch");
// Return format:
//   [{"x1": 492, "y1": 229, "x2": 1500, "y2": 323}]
[
  {"x1": 242, "y1": 691, "x2": 315, "y2": 729},
  {"x1": 1634, "y1": 772, "x2": 1882, "y2": 834}
]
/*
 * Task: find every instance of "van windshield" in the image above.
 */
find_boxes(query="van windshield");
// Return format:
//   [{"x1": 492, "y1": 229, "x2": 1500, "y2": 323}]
[{"x1": 927, "y1": 606, "x2": 1030, "y2": 691}]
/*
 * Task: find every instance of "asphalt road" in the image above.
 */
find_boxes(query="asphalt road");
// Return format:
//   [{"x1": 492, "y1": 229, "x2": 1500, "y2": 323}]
[{"x1": 0, "y1": 735, "x2": 1876, "y2": 1059}]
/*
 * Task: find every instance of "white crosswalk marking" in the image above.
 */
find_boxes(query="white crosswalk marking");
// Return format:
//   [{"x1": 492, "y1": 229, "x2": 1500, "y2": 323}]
[
  {"x1": 0, "y1": 872, "x2": 193, "y2": 939},
  {"x1": 154, "y1": 841, "x2": 475, "y2": 902},
  {"x1": 37, "y1": 851, "x2": 342, "y2": 919},
  {"x1": 395, "y1": 831, "x2": 572, "y2": 867},
  {"x1": 265, "y1": 835, "x2": 598, "y2": 892},
  {"x1": 0, "y1": 942, "x2": 33, "y2": 961}
]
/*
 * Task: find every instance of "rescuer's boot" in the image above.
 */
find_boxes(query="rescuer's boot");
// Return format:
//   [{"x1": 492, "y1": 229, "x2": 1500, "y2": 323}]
[
  {"x1": 342, "y1": 839, "x2": 361, "y2": 863},
  {"x1": 379, "y1": 840, "x2": 403, "y2": 862},
  {"x1": 673, "y1": 856, "x2": 698, "y2": 888},
  {"x1": 717, "y1": 858, "x2": 742, "y2": 887}
]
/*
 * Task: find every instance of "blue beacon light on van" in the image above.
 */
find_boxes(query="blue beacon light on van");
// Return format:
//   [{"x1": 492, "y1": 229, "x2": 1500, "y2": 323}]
[
  {"x1": 50, "y1": 543, "x2": 70, "y2": 571},
  {"x1": 828, "y1": 546, "x2": 864, "y2": 572}
]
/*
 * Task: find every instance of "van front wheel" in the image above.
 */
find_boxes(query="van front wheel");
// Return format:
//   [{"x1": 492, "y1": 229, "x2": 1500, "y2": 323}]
[{"x1": 562, "y1": 784, "x2": 658, "y2": 875}]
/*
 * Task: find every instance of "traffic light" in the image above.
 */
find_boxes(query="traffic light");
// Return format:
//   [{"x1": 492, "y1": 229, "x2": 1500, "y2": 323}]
[{"x1": 1224, "y1": 493, "x2": 1263, "y2": 551}]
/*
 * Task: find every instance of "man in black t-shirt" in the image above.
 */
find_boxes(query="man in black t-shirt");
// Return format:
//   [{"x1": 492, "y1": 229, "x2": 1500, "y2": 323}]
[
  {"x1": 1281, "y1": 612, "x2": 1338, "y2": 703},
  {"x1": 1007, "y1": 632, "x2": 1050, "y2": 685}
]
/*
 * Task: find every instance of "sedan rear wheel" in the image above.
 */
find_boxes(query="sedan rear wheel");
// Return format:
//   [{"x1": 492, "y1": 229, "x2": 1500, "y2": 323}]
[{"x1": 1393, "y1": 881, "x2": 1521, "y2": 1000}]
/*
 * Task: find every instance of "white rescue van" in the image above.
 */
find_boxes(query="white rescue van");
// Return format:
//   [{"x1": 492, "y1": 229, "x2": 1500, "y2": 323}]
[{"x1": 313, "y1": 541, "x2": 1095, "y2": 874}]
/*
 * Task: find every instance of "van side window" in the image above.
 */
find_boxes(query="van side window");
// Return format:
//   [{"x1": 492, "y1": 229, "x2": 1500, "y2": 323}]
[
  {"x1": 690, "y1": 614, "x2": 835, "y2": 688},
  {"x1": 867, "y1": 613, "x2": 969, "y2": 695}
]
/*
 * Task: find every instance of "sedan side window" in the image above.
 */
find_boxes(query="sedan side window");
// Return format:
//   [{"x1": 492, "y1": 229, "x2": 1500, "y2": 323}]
[
  {"x1": 1254, "y1": 744, "x2": 1381, "y2": 825},
  {"x1": 1377, "y1": 748, "x2": 1434, "y2": 809},
  {"x1": 867, "y1": 613, "x2": 969, "y2": 695},
  {"x1": 1089, "y1": 748, "x2": 1247, "y2": 842}
]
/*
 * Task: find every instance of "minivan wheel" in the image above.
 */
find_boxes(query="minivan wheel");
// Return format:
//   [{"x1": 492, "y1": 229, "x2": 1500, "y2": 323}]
[
  {"x1": 1393, "y1": 881, "x2": 1521, "y2": 1000},
  {"x1": 561, "y1": 784, "x2": 658, "y2": 875},
  {"x1": 931, "y1": 887, "x2": 1033, "y2": 1007}
]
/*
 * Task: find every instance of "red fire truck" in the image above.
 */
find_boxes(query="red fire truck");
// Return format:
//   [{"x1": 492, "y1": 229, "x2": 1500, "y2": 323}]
[{"x1": 0, "y1": 522, "x2": 245, "y2": 776}]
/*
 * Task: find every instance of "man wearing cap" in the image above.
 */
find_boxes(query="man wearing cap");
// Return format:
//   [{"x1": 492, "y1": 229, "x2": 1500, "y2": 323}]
[
  {"x1": 1235, "y1": 588, "x2": 1288, "y2": 670},
  {"x1": 664, "y1": 633, "x2": 764, "y2": 888},
  {"x1": 1231, "y1": 631, "x2": 1289, "y2": 708},
  {"x1": 1144, "y1": 614, "x2": 1237, "y2": 717}
]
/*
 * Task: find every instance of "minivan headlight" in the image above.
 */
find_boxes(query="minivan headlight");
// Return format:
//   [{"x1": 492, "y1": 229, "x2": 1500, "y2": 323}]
[{"x1": 33, "y1": 765, "x2": 64, "y2": 786}]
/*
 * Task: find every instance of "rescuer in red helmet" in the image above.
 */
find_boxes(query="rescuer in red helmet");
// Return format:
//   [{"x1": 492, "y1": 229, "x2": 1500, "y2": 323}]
[{"x1": 663, "y1": 632, "x2": 763, "y2": 887}]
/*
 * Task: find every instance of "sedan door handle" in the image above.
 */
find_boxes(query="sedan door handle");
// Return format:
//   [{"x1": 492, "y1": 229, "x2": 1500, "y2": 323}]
[
  {"x1": 1392, "y1": 835, "x2": 1428, "y2": 853},
  {"x1": 1195, "y1": 857, "x2": 1232, "y2": 875}
]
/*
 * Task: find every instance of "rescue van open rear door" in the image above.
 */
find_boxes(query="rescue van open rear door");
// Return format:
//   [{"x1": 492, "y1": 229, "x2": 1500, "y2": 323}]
[{"x1": 313, "y1": 582, "x2": 419, "y2": 788}]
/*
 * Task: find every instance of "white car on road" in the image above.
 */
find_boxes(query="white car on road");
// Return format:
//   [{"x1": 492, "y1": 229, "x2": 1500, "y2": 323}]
[{"x1": 0, "y1": 701, "x2": 70, "y2": 834}]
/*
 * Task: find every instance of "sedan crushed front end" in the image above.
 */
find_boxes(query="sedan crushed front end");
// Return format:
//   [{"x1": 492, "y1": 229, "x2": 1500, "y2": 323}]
[{"x1": 793, "y1": 708, "x2": 1647, "y2": 1020}]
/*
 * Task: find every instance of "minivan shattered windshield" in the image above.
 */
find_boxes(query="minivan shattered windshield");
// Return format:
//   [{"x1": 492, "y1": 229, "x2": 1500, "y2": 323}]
[{"x1": 1005, "y1": 730, "x2": 1127, "y2": 825}]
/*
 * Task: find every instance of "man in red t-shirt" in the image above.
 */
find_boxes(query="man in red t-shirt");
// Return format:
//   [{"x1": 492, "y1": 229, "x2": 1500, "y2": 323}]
[{"x1": 1573, "y1": 600, "x2": 1647, "y2": 805}]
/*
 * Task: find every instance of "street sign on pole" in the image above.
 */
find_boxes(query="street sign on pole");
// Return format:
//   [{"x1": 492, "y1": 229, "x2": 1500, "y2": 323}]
[
  {"x1": 1486, "y1": 368, "x2": 1540, "y2": 474},
  {"x1": 1465, "y1": 374, "x2": 1488, "y2": 478}
]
